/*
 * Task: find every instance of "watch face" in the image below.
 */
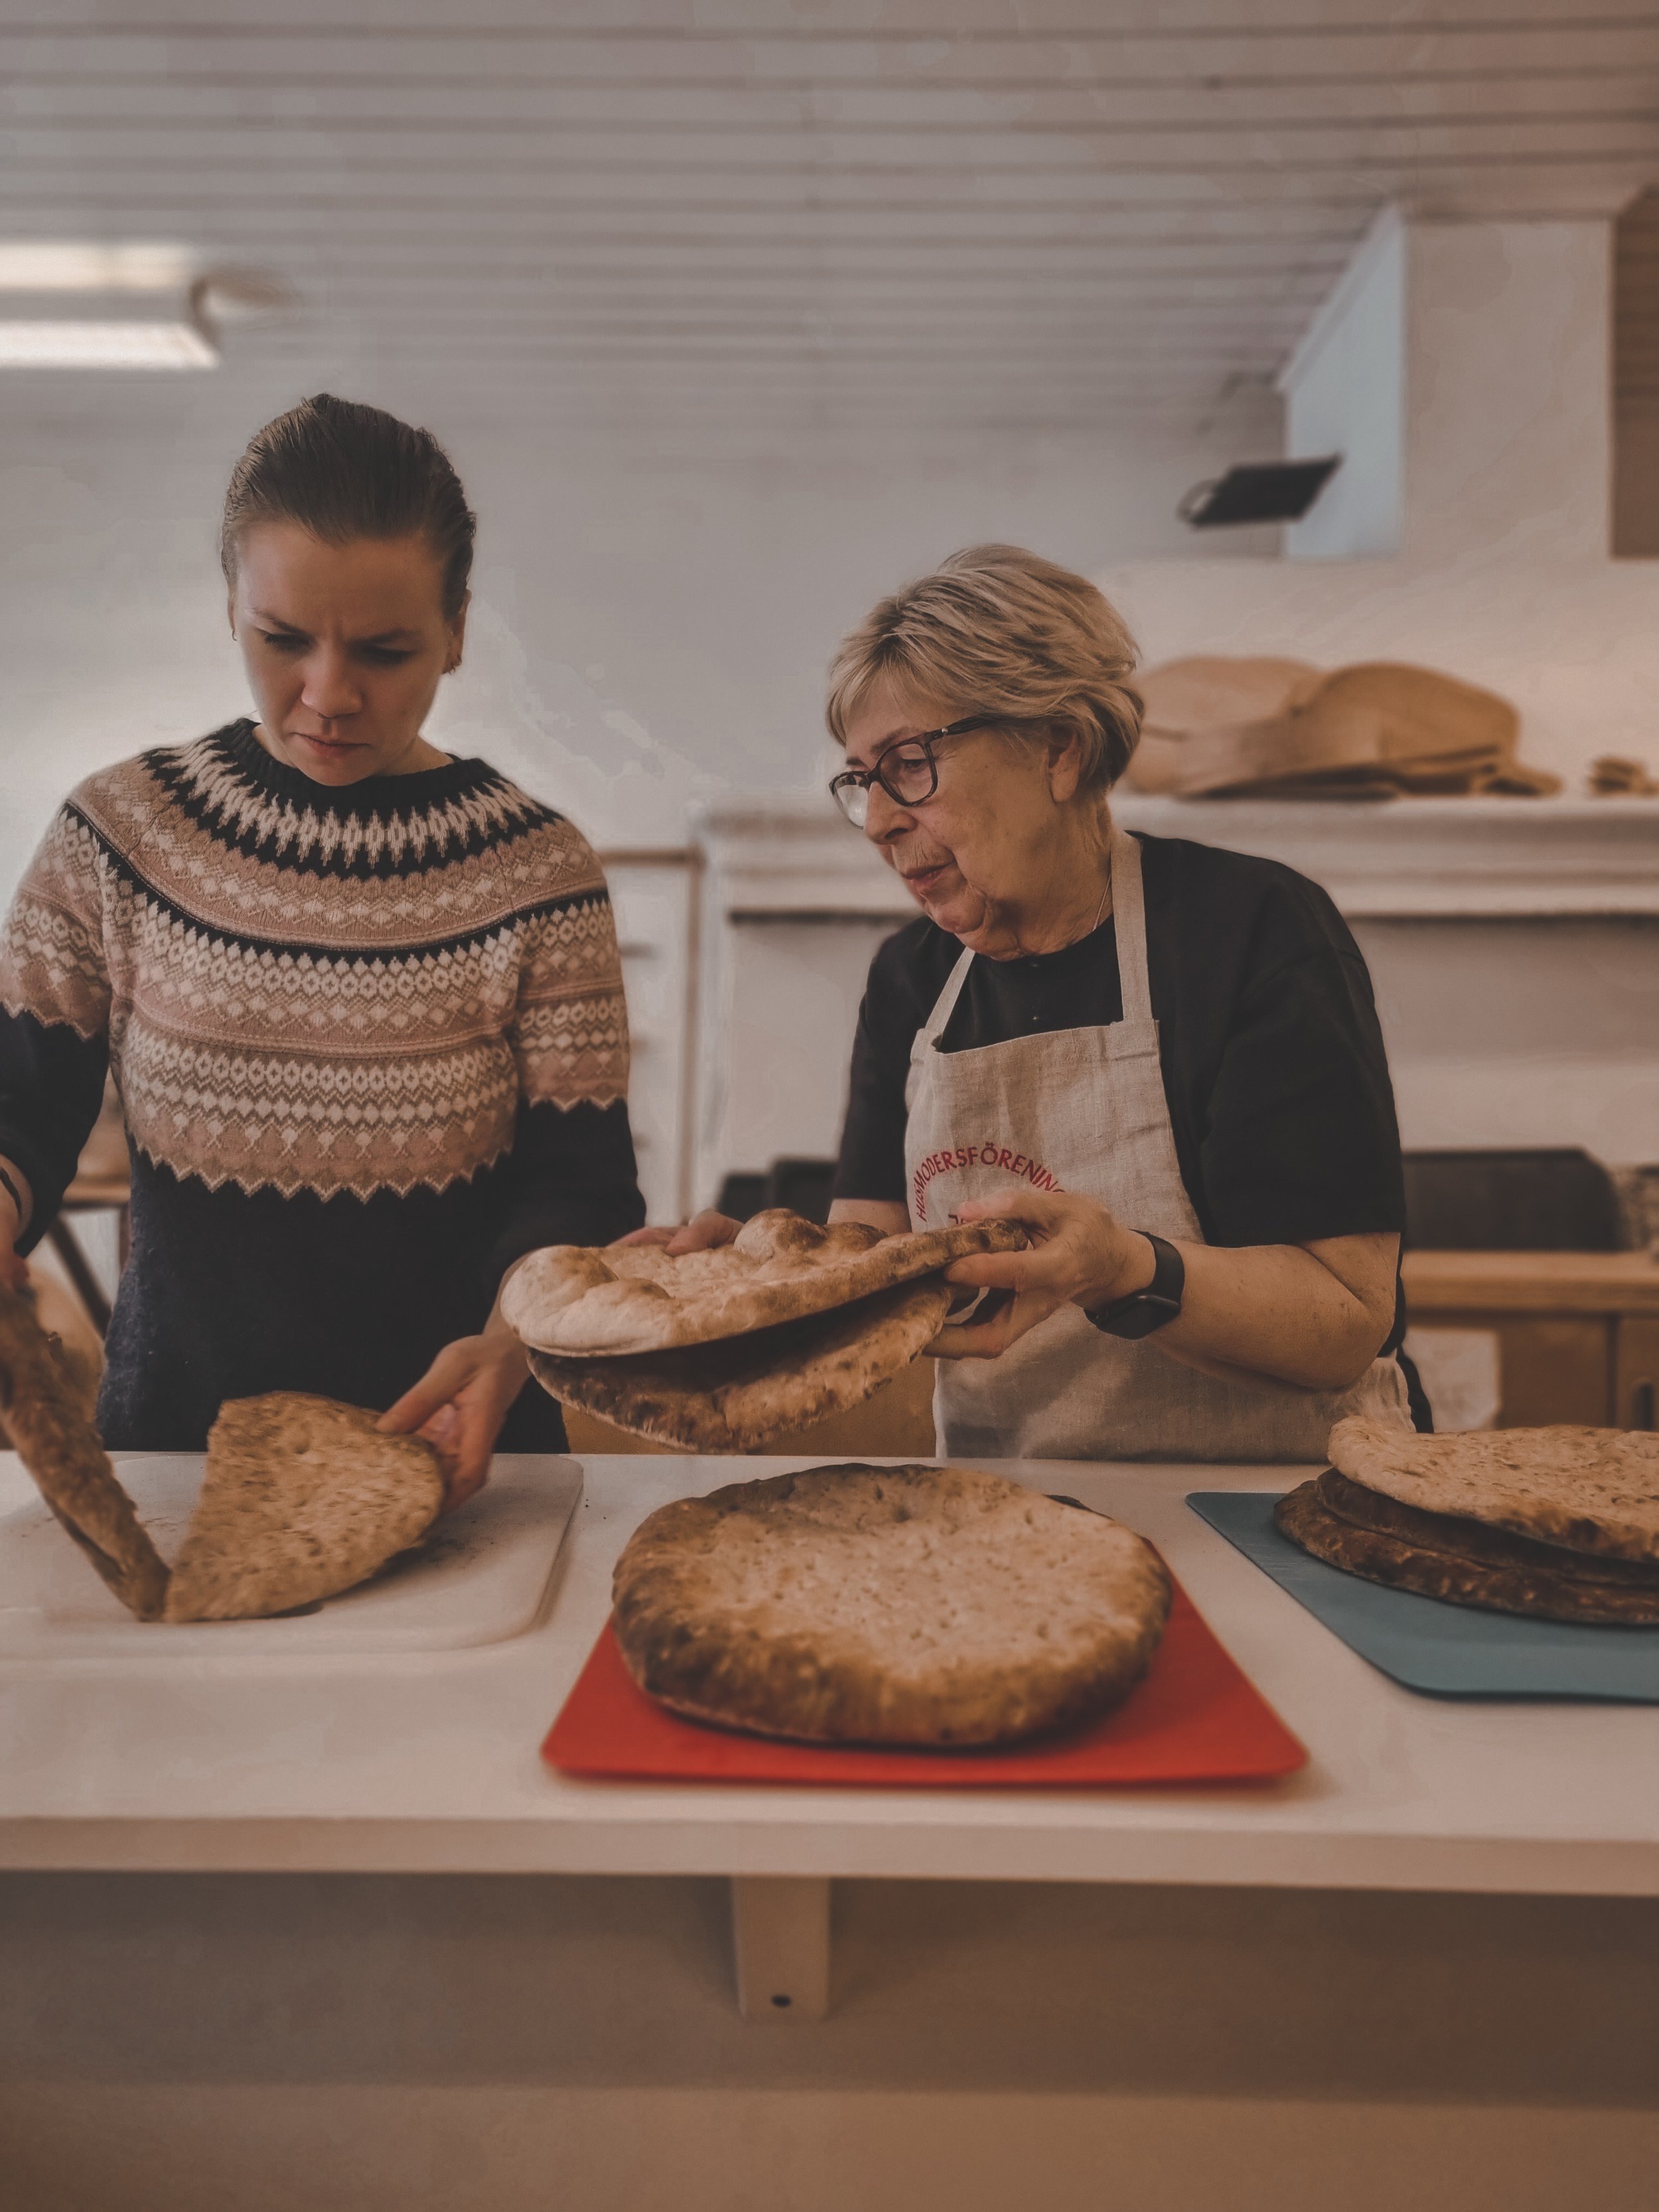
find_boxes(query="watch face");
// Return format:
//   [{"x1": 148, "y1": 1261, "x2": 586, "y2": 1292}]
[{"x1": 1097, "y1": 1291, "x2": 1183, "y2": 1340}]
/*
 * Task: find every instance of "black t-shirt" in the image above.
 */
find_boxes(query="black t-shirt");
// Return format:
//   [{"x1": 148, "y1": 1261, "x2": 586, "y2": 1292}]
[{"x1": 835, "y1": 833, "x2": 1407, "y2": 1313}]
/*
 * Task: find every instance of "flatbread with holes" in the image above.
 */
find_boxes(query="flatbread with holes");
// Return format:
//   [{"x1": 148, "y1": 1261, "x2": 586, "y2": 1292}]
[
  {"x1": 1329, "y1": 1417, "x2": 1659, "y2": 1566},
  {"x1": 0, "y1": 1285, "x2": 169, "y2": 1620},
  {"x1": 612, "y1": 1462, "x2": 1171, "y2": 1746},
  {"x1": 164, "y1": 1394, "x2": 444, "y2": 1622},
  {"x1": 501, "y1": 1209, "x2": 1025, "y2": 1358},
  {"x1": 1276, "y1": 1471, "x2": 1659, "y2": 1625},
  {"x1": 529, "y1": 1276, "x2": 950, "y2": 1453}
]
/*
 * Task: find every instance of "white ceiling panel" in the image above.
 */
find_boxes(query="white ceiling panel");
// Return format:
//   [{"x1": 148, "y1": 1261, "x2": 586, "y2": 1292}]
[{"x1": 0, "y1": 1, "x2": 1655, "y2": 451}]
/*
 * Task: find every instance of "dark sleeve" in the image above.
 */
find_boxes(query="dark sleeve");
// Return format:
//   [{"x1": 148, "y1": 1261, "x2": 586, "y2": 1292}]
[
  {"x1": 486, "y1": 1098, "x2": 645, "y2": 1285},
  {"x1": 1199, "y1": 922, "x2": 1406, "y2": 1250},
  {"x1": 831, "y1": 928, "x2": 931, "y2": 1205},
  {"x1": 0, "y1": 808, "x2": 113, "y2": 1251}
]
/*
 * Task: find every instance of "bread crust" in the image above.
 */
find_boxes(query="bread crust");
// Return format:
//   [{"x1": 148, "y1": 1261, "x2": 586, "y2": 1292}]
[
  {"x1": 612, "y1": 1463, "x2": 1172, "y2": 1746},
  {"x1": 528, "y1": 1277, "x2": 950, "y2": 1451},
  {"x1": 164, "y1": 1394, "x2": 444, "y2": 1622},
  {"x1": 1275, "y1": 1474, "x2": 1659, "y2": 1625},
  {"x1": 0, "y1": 1286, "x2": 169, "y2": 1620},
  {"x1": 1329, "y1": 1417, "x2": 1659, "y2": 1566},
  {"x1": 502, "y1": 1209, "x2": 1025, "y2": 1357}
]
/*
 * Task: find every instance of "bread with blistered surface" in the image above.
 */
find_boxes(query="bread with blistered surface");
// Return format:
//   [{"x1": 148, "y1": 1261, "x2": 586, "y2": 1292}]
[
  {"x1": 612, "y1": 1462, "x2": 1171, "y2": 1746},
  {"x1": 503, "y1": 1209, "x2": 1023, "y2": 1357}
]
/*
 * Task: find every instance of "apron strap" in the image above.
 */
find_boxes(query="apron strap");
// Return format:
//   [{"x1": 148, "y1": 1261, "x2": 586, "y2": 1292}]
[
  {"x1": 916, "y1": 828, "x2": 1149, "y2": 1048},
  {"x1": 918, "y1": 942, "x2": 976, "y2": 1049},
  {"x1": 1108, "y1": 826, "x2": 1155, "y2": 1025}
]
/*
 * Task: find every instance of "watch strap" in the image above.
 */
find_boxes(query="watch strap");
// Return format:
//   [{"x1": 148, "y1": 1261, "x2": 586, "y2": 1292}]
[{"x1": 1084, "y1": 1232, "x2": 1185, "y2": 1339}]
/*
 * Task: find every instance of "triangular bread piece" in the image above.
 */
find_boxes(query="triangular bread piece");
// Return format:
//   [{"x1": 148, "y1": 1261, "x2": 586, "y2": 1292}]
[
  {"x1": 529, "y1": 1276, "x2": 951, "y2": 1452},
  {"x1": 1329, "y1": 1417, "x2": 1659, "y2": 1566},
  {"x1": 164, "y1": 1394, "x2": 444, "y2": 1623},
  {"x1": 0, "y1": 1286, "x2": 169, "y2": 1620},
  {"x1": 503, "y1": 1209, "x2": 1023, "y2": 1357}
]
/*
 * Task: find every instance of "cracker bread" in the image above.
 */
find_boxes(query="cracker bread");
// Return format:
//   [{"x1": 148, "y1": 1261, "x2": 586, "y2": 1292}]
[
  {"x1": 528, "y1": 1276, "x2": 950, "y2": 1453},
  {"x1": 164, "y1": 1394, "x2": 444, "y2": 1623},
  {"x1": 1329, "y1": 1417, "x2": 1659, "y2": 1565},
  {"x1": 0, "y1": 1286, "x2": 169, "y2": 1620},
  {"x1": 502, "y1": 1209, "x2": 1025, "y2": 1357},
  {"x1": 612, "y1": 1462, "x2": 1172, "y2": 1746},
  {"x1": 1275, "y1": 1477, "x2": 1659, "y2": 1626}
]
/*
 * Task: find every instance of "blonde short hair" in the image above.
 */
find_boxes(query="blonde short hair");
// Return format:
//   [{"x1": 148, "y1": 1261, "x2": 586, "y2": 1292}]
[{"x1": 825, "y1": 544, "x2": 1142, "y2": 792}]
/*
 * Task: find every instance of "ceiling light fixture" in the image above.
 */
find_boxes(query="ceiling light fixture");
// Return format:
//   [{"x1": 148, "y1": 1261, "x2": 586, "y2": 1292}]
[
  {"x1": 0, "y1": 245, "x2": 295, "y2": 372},
  {"x1": 0, "y1": 321, "x2": 218, "y2": 369},
  {"x1": 0, "y1": 242, "x2": 200, "y2": 293}
]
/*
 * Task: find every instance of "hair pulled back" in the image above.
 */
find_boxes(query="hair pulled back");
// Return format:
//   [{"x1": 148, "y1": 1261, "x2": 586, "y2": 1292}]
[
  {"x1": 220, "y1": 393, "x2": 476, "y2": 621},
  {"x1": 826, "y1": 544, "x2": 1142, "y2": 794}
]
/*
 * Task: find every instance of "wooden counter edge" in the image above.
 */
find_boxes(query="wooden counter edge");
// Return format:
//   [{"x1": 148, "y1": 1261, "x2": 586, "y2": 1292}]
[{"x1": 1402, "y1": 1251, "x2": 1659, "y2": 1316}]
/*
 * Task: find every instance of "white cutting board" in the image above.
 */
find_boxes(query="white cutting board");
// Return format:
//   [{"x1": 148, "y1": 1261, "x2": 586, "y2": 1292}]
[{"x1": 0, "y1": 1452, "x2": 582, "y2": 1659}]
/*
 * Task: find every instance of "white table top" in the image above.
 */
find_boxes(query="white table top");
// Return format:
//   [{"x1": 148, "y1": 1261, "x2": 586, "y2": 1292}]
[{"x1": 1, "y1": 1451, "x2": 1655, "y2": 1895}]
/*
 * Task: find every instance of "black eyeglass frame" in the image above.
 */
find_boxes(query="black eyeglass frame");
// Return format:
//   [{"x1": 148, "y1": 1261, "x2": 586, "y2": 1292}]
[{"x1": 828, "y1": 713, "x2": 1005, "y2": 826}]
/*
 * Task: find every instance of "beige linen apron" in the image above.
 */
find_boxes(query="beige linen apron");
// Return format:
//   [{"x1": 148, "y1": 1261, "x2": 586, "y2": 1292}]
[{"x1": 902, "y1": 828, "x2": 1412, "y2": 1463}]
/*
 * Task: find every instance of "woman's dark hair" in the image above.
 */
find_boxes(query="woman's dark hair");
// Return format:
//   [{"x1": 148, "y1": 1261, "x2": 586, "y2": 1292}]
[{"x1": 220, "y1": 393, "x2": 476, "y2": 621}]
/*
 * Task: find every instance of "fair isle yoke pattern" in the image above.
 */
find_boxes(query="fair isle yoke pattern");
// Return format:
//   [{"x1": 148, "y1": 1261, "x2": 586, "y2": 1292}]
[{"x1": 0, "y1": 725, "x2": 630, "y2": 1203}]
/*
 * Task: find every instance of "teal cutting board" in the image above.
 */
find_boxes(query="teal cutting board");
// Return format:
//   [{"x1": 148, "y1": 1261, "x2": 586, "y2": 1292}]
[{"x1": 1188, "y1": 1491, "x2": 1659, "y2": 1704}]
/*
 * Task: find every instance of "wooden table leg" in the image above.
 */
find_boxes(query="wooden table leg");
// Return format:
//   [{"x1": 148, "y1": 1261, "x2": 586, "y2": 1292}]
[{"x1": 729, "y1": 1875, "x2": 831, "y2": 2022}]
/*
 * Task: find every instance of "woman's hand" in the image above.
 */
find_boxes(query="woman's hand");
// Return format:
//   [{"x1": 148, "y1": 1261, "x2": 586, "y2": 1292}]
[
  {"x1": 930, "y1": 1189, "x2": 1154, "y2": 1361},
  {"x1": 378, "y1": 1317, "x2": 530, "y2": 1513},
  {"x1": 614, "y1": 1209, "x2": 742, "y2": 1257}
]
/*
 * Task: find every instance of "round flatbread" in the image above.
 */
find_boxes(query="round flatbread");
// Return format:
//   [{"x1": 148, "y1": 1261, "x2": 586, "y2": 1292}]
[
  {"x1": 1329, "y1": 1417, "x2": 1659, "y2": 1566},
  {"x1": 612, "y1": 1462, "x2": 1172, "y2": 1747},
  {"x1": 502, "y1": 1209, "x2": 1024, "y2": 1357},
  {"x1": 528, "y1": 1276, "x2": 950, "y2": 1453},
  {"x1": 0, "y1": 1285, "x2": 169, "y2": 1621},
  {"x1": 1276, "y1": 1474, "x2": 1659, "y2": 1626},
  {"x1": 1313, "y1": 1466, "x2": 1659, "y2": 1588},
  {"x1": 164, "y1": 1394, "x2": 444, "y2": 1623}
]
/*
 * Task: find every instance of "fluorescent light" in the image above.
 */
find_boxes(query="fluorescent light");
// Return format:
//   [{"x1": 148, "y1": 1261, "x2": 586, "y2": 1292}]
[
  {"x1": 0, "y1": 321, "x2": 217, "y2": 368},
  {"x1": 0, "y1": 242, "x2": 198, "y2": 293}
]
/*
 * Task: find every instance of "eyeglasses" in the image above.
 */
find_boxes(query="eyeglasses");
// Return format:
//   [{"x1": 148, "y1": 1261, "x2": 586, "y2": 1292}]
[{"x1": 828, "y1": 714, "x2": 1003, "y2": 828}]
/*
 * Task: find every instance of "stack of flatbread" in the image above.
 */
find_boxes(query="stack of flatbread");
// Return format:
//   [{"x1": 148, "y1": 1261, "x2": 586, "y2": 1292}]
[
  {"x1": 613, "y1": 1462, "x2": 1172, "y2": 1746},
  {"x1": 1126, "y1": 657, "x2": 1561, "y2": 798},
  {"x1": 0, "y1": 1286, "x2": 443, "y2": 1622},
  {"x1": 1277, "y1": 1417, "x2": 1659, "y2": 1625},
  {"x1": 504, "y1": 1209, "x2": 1025, "y2": 1453}
]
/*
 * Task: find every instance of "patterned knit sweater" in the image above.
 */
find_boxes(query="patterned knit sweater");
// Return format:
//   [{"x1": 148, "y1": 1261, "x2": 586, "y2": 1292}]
[{"x1": 0, "y1": 719, "x2": 644, "y2": 1449}]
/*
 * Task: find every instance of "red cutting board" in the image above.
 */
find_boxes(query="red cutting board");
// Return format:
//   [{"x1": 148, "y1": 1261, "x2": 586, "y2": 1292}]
[{"x1": 543, "y1": 1580, "x2": 1305, "y2": 1788}]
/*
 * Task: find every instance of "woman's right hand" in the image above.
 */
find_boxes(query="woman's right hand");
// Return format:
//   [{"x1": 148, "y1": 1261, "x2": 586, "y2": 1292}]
[{"x1": 615, "y1": 1209, "x2": 742, "y2": 1257}]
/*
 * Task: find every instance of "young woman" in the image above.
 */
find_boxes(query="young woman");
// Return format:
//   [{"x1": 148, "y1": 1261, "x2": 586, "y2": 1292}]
[
  {"x1": 0, "y1": 394, "x2": 644, "y2": 1502},
  {"x1": 658, "y1": 544, "x2": 1421, "y2": 1462}
]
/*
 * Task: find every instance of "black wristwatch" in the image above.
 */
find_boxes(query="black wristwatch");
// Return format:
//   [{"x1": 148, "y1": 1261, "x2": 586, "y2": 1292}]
[{"x1": 1084, "y1": 1232, "x2": 1185, "y2": 1339}]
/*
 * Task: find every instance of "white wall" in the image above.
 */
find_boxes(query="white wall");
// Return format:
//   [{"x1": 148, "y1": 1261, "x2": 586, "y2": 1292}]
[{"x1": 0, "y1": 368, "x2": 1281, "y2": 901}]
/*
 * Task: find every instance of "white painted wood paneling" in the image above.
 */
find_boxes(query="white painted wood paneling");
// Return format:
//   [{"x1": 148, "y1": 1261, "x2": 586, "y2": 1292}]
[{"x1": 0, "y1": 2, "x2": 1652, "y2": 455}]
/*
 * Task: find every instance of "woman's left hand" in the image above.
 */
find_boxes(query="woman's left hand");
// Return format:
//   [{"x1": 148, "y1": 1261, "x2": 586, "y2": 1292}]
[
  {"x1": 931, "y1": 1189, "x2": 1155, "y2": 1361},
  {"x1": 377, "y1": 1321, "x2": 530, "y2": 1512}
]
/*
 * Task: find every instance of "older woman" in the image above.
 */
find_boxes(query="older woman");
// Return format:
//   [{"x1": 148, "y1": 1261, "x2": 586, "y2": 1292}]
[{"x1": 671, "y1": 544, "x2": 1417, "y2": 1462}]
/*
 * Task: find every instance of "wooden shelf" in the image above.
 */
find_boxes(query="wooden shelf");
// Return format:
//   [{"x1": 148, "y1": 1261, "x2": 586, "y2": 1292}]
[{"x1": 1403, "y1": 1250, "x2": 1659, "y2": 1316}]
